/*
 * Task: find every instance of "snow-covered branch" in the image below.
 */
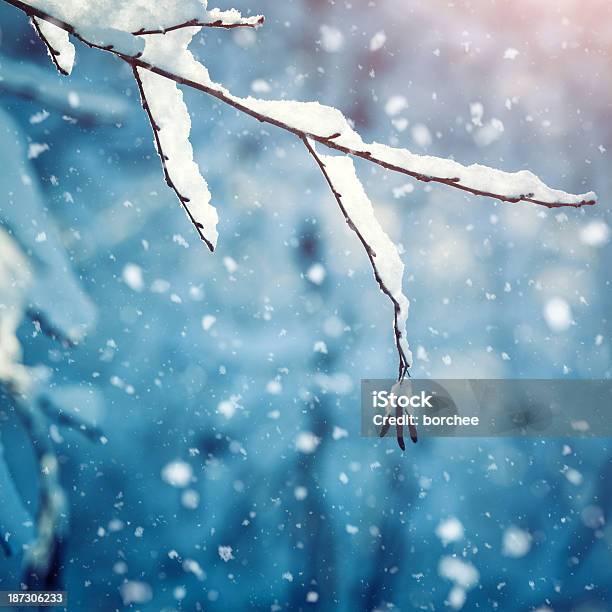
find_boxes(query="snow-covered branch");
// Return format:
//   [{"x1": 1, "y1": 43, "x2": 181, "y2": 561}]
[
  {"x1": 132, "y1": 63, "x2": 218, "y2": 250},
  {"x1": 1, "y1": 0, "x2": 600, "y2": 449},
  {"x1": 30, "y1": 17, "x2": 75, "y2": 75},
  {"x1": 132, "y1": 11, "x2": 264, "y2": 36},
  {"x1": 303, "y1": 138, "x2": 412, "y2": 382},
  {"x1": 8, "y1": 0, "x2": 596, "y2": 210}
]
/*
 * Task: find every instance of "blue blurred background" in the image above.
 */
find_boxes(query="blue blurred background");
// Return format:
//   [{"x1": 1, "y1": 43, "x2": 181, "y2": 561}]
[{"x1": 0, "y1": 0, "x2": 611, "y2": 609}]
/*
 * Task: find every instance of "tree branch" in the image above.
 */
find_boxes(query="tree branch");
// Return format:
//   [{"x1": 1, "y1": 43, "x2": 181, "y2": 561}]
[
  {"x1": 132, "y1": 15, "x2": 265, "y2": 36},
  {"x1": 131, "y1": 64, "x2": 217, "y2": 251},
  {"x1": 30, "y1": 17, "x2": 71, "y2": 76},
  {"x1": 303, "y1": 139, "x2": 417, "y2": 449},
  {"x1": 14, "y1": 399, "x2": 67, "y2": 585},
  {"x1": 3, "y1": 0, "x2": 597, "y2": 211},
  {"x1": 303, "y1": 138, "x2": 411, "y2": 382}
]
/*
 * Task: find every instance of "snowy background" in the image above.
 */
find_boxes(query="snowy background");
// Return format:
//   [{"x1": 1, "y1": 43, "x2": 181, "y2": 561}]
[{"x1": 1, "y1": 0, "x2": 611, "y2": 609}]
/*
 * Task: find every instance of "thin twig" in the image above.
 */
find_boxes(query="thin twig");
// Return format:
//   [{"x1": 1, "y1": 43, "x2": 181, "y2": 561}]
[{"x1": 132, "y1": 15, "x2": 265, "y2": 36}]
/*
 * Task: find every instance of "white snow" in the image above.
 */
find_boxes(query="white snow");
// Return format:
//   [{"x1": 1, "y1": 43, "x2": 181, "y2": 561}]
[
  {"x1": 332, "y1": 426, "x2": 348, "y2": 440},
  {"x1": 369, "y1": 30, "x2": 387, "y2": 52},
  {"x1": 385, "y1": 95, "x2": 408, "y2": 117},
  {"x1": 161, "y1": 460, "x2": 193, "y2": 487},
  {"x1": 223, "y1": 256, "x2": 238, "y2": 273},
  {"x1": 435, "y1": 517, "x2": 465, "y2": 545},
  {"x1": 122, "y1": 263, "x2": 144, "y2": 292},
  {"x1": 218, "y1": 545, "x2": 234, "y2": 562},
  {"x1": 266, "y1": 379, "x2": 282, "y2": 395},
  {"x1": 579, "y1": 220, "x2": 609, "y2": 247},
  {"x1": 251, "y1": 79, "x2": 271, "y2": 94},
  {"x1": 470, "y1": 102, "x2": 484, "y2": 126},
  {"x1": 412, "y1": 123, "x2": 432, "y2": 148},
  {"x1": 439, "y1": 556, "x2": 479, "y2": 589},
  {"x1": 448, "y1": 586, "x2": 467, "y2": 610},
  {"x1": 543, "y1": 297, "x2": 573, "y2": 332},
  {"x1": 27, "y1": 142, "x2": 49, "y2": 159},
  {"x1": 183, "y1": 558, "x2": 206, "y2": 580},
  {"x1": 28, "y1": 0, "x2": 210, "y2": 36},
  {"x1": 306, "y1": 263, "x2": 326, "y2": 285},
  {"x1": 181, "y1": 489, "x2": 200, "y2": 509},
  {"x1": 120, "y1": 581, "x2": 153, "y2": 606},
  {"x1": 319, "y1": 25, "x2": 344, "y2": 53},
  {"x1": 206, "y1": 8, "x2": 263, "y2": 27},
  {"x1": 295, "y1": 431, "x2": 321, "y2": 454},
  {"x1": 392, "y1": 183, "x2": 414, "y2": 199},
  {"x1": 504, "y1": 47, "x2": 520, "y2": 60},
  {"x1": 33, "y1": 17, "x2": 75, "y2": 75},
  {"x1": 294, "y1": 486, "x2": 308, "y2": 501},
  {"x1": 201, "y1": 315, "x2": 216, "y2": 331},
  {"x1": 217, "y1": 396, "x2": 239, "y2": 419},
  {"x1": 137, "y1": 60, "x2": 219, "y2": 249},
  {"x1": 502, "y1": 526, "x2": 532, "y2": 558},
  {"x1": 313, "y1": 340, "x2": 328, "y2": 354},
  {"x1": 565, "y1": 468, "x2": 583, "y2": 486}
]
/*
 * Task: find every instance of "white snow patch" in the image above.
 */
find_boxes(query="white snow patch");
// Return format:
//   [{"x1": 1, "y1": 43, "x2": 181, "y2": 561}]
[
  {"x1": 392, "y1": 183, "x2": 414, "y2": 199},
  {"x1": 412, "y1": 123, "x2": 432, "y2": 148},
  {"x1": 385, "y1": 95, "x2": 408, "y2": 117},
  {"x1": 33, "y1": 17, "x2": 75, "y2": 75},
  {"x1": 369, "y1": 31, "x2": 387, "y2": 52},
  {"x1": 223, "y1": 256, "x2": 238, "y2": 273},
  {"x1": 266, "y1": 379, "x2": 282, "y2": 395},
  {"x1": 565, "y1": 468, "x2": 583, "y2": 486},
  {"x1": 295, "y1": 431, "x2": 320, "y2": 454},
  {"x1": 319, "y1": 25, "x2": 344, "y2": 52},
  {"x1": 306, "y1": 263, "x2": 326, "y2": 285},
  {"x1": 436, "y1": 517, "x2": 465, "y2": 545},
  {"x1": 161, "y1": 460, "x2": 193, "y2": 488},
  {"x1": 439, "y1": 556, "x2": 479, "y2": 589},
  {"x1": 332, "y1": 426, "x2": 348, "y2": 440},
  {"x1": 120, "y1": 581, "x2": 152, "y2": 606},
  {"x1": 580, "y1": 221, "x2": 609, "y2": 247},
  {"x1": 502, "y1": 526, "x2": 532, "y2": 558},
  {"x1": 313, "y1": 340, "x2": 328, "y2": 354},
  {"x1": 122, "y1": 263, "x2": 144, "y2": 292},
  {"x1": 294, "y1": 486, "x2": 308, "y2": 501},
  {"x1": 543, "y1": 297, "x2": 572, "y2": 332},
  {"x1": 218, "y1": 546, "x2": 234, "y2": 562},
  {"x1": 27, "y1": 142, "x2": 49, "y2": 159},
  {"x1": 201, "y1": 315, "x2": 216, "y2": 331},
  {"x1": 251, "y1": 79, "x2": 271, "y2": 94},
  {"x1": 504, "y1": 47, "x2": 520, "y2": 60}
]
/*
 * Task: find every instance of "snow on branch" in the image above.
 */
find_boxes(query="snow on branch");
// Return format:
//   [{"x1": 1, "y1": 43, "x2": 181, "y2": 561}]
[
  {"x1": 133, "y1": 60, "x2": 218, "y2": 250},
  {"x1": 304, "y1": 139, "x2": 411, "y2": 382},
  {"x1": 132, "y1": 10, "x2": 264, "y2": 36},
  {"x1": 31, "y1": 17, "x2": 75, "y2": 75},
  {"x1": 11, "y1": 0, "x2": 596, "y2": 211},
  {"x1": 2, "y1": 0, "x2": 600, "y2": 449}
]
